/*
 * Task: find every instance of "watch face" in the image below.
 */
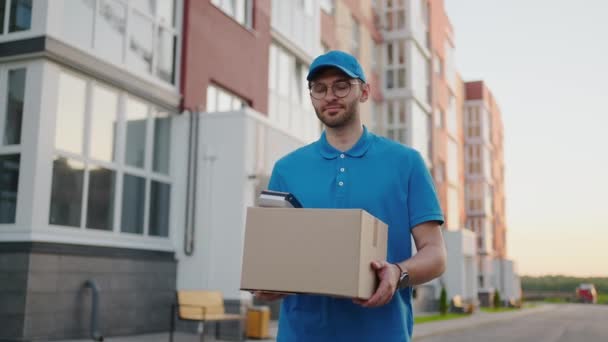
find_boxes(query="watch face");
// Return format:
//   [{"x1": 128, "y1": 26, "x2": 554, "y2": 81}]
[{"x1": 399, "y1": 273, "x2": 409, "y2": 289}]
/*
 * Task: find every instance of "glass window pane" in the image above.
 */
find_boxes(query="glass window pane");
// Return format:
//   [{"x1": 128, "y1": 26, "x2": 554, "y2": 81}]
[
  {"x1": 397, "y1": 9, "x2": 405, "y2": 29},
  {"x1": 131, "y1": 0, "x2": 156, "y2": 17},
  {"x1": 277, "y1": 50, "x2": 290, "y2": 96},
  {"x1": 152, "y1": 109, "x2": 171, "y2": 174},
  {"x1": 157, "y1": 0, "x2": 175, "y2": 26},
  {"x1": 0, "y1": 0, "x2": 6, "y2": 34},
  {"x1": 56, "y1": 73, "x2": 86, "y2": 154},
  {"x1": 9, "y1": 0, "x2": 32, "y2": 32},
  {"x1": 397, "y1": 68, "x2": 405, "y2": 88},
  {"x1": 96, "y1": 0, "x2": 126, "y2": 63},
  {"x1": 129, "y1": 11, "x2": 154, "y2": 74},
  {"x1": 121, "y1": 174, "x2": 145, "y2": 234},
  {"x1": 268, "y1": 45, "x2": 277, "y2": 91},
  {"x1": 125, "y1": 97, "x2": 148, "y2": 168},
  {"x1": 156, "y1": 28, "x2": 176, "y2": 84},
  {"x1": 86, "y1": 166, "x2": 115, "y2": 231},
  {"x1": 386, "y1": 70, "x2": 394, "y2": 89},
  {"x1": 0, "y1": 154, "x2": 20, "y2": 223},
  {"x1": 217, "y1": 90, "x2": 231, "y2": 111},
  {"x1": 149, "y1": 180, "x2": 170, "y2": 237},
  {"x1": 206, "y1": 86, "x2": 217, "y2": 112},
  {"x1": 4, "y1": 69, "x2": 26, "y2": 145},
  {"x1": 49, "y1": 157, "x2": 84, "y2": 227},
  {"x1": 386, "y1": 43, "x2": 393, "y2": 65},
  {"x1": 90, "y1": 84, "x2": 118, "y2": 162},
  {"x1": 63, "y1": 0, "x2": 95, "y2": 49}
]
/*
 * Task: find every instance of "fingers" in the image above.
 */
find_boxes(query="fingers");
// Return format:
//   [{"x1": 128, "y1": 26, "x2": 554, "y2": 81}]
[{"x1": 352, "y1": 260, "x2": 396, "y2": 308}]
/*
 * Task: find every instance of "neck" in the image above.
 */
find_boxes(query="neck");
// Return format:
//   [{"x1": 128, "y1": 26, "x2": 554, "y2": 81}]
[{"x1": 325, "y1": 120, "x2": 364, "y2": 152}]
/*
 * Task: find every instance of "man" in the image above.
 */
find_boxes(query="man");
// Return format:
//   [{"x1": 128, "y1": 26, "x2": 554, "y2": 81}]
[{"x1": 256, "y1": 50, "x2": 446, "y2": 341}]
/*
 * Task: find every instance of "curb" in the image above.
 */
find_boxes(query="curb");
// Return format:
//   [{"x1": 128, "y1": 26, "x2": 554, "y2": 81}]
[{"x1": 412, "y1": 304, "x2": 556, "y2": 340}]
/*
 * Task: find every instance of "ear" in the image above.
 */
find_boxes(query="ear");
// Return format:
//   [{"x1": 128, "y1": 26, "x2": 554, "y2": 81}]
[{"x1": 359, "y1": 83, "x2": 370, "y2": 103}]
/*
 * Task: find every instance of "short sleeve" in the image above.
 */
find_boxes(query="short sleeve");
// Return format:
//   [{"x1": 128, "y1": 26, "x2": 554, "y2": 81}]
[{"x1": 407, "y1": 151, "x2": 445, "y2": 229}]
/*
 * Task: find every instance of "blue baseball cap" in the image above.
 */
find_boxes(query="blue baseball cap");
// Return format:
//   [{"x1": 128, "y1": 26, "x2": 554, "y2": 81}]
[{"x1": 307, "y1": 50, "x2": 366, "y2": 83}]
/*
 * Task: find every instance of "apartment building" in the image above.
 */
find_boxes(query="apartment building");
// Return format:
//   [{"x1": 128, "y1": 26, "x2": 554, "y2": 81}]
[
  {"x1": 464, "y1": 80, "x2": 516, "y2": 304},
  {"x1": 0, "y1": 0, "x2": 185, "y2": 340}
]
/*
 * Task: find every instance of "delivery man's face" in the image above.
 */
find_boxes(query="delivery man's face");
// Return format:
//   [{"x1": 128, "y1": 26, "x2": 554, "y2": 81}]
[{"x1": 309, "y1": 68, "x2": 369, "y2": 128}]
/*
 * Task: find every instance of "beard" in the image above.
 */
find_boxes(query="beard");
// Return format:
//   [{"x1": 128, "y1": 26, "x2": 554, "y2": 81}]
[{"x1": 314, "y1": 99, "x2": 358, "y2": 129}]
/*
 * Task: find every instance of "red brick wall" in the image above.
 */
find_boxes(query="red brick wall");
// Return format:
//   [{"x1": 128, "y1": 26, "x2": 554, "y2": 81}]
[{"x1": 180, "y1": 0, "x2": 272, "y2": 113}]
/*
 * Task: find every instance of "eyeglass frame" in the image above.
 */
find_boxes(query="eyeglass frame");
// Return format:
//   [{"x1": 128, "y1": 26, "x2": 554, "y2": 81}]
[{"x1": 308, "y1": 79, "x2": 363, "y2": 100}]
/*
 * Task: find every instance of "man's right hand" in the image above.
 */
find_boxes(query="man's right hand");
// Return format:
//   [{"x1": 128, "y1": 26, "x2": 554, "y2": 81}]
[{"x1": 253, "y1": 291, "x2": 287, "y2": 301}]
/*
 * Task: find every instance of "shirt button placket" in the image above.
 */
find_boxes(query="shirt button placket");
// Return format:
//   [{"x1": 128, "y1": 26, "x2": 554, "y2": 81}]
[{"x1": 336, "y1": 154, "x2": 347, "y2": 207}]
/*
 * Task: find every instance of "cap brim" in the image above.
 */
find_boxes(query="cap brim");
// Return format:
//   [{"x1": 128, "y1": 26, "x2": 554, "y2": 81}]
[{"x1": 306, "y1": 63, "x2": 359, "y2": 81}]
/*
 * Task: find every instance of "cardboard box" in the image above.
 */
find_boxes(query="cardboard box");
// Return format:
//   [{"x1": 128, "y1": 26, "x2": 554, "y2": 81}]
[{"x1": 240, "y1": 207, "x2": 388, "y2": 299}]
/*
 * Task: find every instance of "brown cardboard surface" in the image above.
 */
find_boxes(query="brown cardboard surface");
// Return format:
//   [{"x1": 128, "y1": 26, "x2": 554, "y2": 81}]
[{"x1": 240, "y1": 207, "x2": 387, "y2": 299}]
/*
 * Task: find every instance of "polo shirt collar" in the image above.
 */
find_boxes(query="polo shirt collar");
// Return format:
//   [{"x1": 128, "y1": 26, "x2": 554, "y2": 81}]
[{"x1": 318, "y1": 125, "x2": 372, "y2": 159}]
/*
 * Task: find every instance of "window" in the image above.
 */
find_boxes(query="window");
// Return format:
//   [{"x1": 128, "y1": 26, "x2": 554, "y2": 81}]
[
  {"x1": 96, "y1": 0, "x2": 126, "y2": 64},
  {"x1": 211, "y1": 0, "x2": 252, "y2": 28},
  {"x1": 206, "y1": 84, "x2": 247, "y2": 112},
  {"x1": 466, "y1": 106, "x2": 480, "y2": 138},
  {"x1": 0, "y1": 0, "x2": 32, "y2": 34},
  {"x1": 121, "y1": 174, "x2": 145, "y2": 234},
  {"x1": 0, "y1": 154, "x2": 19, "y2": 223},
  {"x1": 61, "y1": 0, "x2": 179, "y2": 85},
  {"x1": 267, "y1": 43, "x2": 317, "y2": 142},
  {"x1": 384, "y1": 40, "x2": 407, "y2": 90},
  {"x1": 129, "y1": 9, "x2": 154, "y2": 73},
  {"x1": 62, "y1": 0, "x2": 95, "y2": 49},
  {"x1": 381, "y1": 0, "x2": 405, "y2": 31},
  {"x1": 50, "y1": 70, "x2": 173, "y2": 237},
  {"x1": 55, "y1": 73, "x2": 86, "y2": 154},
  {"x1": 4, "y1": 68, "x2": 25, "y2": 145},
  {"x1": 124, "y1": 97, "x2": 148, "y2": 168},
  {"x1": 0, "y1": 65, "x2": 27, "y2": 224},
  {"x1": 385, "y1": 100, "x2": 407, "y2": 144},
  {"x1": 89, "y1": 84, "x2": 119, "y2": 162}
]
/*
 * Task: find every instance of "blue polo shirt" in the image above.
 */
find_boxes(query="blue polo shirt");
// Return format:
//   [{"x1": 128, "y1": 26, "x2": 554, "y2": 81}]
[{"x1": 268, "y1": 126, "x2": 444, "y2": 342}]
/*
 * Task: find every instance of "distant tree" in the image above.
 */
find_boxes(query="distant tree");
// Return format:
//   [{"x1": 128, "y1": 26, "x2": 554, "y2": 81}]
[
  {"x1": 522, "y1": 276, "x2": 608, "y2": 294},
  {"x1": 439, "y1": 287, "x2": 448, "y2": 315}
]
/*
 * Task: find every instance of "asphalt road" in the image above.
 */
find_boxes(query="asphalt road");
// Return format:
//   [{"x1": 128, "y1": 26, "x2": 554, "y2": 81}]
[{"x1": 416, "y1": 304, "x2": 608, "y2": 342}]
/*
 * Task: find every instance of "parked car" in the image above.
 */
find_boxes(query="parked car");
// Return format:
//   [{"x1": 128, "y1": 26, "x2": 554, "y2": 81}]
[{"x1": 576, "y1": 283, "x2": 598, "y2": 304}]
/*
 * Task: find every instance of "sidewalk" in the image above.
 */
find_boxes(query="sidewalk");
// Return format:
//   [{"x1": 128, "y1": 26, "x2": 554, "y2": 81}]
[
  {"x1": 58, "y1": 321, "x2": 279, "y2": 342},
  {"x1": 59, "y1": 305, "x2": 553, "y2": 342},
  {"x1": 412, "y1": 304, "x2": 555, "y2": 340}
]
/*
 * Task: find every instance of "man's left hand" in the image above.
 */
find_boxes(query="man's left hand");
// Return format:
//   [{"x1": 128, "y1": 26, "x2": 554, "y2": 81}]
[{"x1": 353, "y1": 260, "x2": 400, "y2": 308}]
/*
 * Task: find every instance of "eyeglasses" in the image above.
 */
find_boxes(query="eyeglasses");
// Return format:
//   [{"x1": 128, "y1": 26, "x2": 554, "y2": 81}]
[{"x1": 309, "y1": 80, "x2": 361, "y2": 100}]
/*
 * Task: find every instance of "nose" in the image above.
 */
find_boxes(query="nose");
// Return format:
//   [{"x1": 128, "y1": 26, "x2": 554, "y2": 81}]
[{"x1": 324, "y1": 87, "x2": 338, "y2": 101}]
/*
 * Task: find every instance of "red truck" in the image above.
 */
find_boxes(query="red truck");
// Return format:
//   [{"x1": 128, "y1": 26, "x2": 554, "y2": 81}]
[{"x1": 576, "y1": 283, "x2": 598, "y2": 304}]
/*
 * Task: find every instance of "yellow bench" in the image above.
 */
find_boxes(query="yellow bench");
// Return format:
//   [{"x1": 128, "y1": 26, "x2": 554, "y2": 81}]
[{"x1": 169, "y1": 290, "x2": 245, "y2": 342}]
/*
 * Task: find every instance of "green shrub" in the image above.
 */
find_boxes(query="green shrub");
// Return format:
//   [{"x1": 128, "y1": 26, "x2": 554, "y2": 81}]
[
  {"x1": 439, "y1": 287, "x2": 448, "y2": 315},
  {"x1": 493, "y1": 291, "x2": 502, "y2": 308}
]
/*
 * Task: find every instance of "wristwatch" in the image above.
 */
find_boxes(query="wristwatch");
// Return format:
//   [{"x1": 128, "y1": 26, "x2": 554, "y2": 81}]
[{"x1": 394, "y1": 263, "x2": 410, "y2": 290}]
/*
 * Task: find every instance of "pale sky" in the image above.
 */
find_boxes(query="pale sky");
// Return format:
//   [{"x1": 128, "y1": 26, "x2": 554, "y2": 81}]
[{"x1": 445, "y1": 0, "x2": 608, "y2": 277}]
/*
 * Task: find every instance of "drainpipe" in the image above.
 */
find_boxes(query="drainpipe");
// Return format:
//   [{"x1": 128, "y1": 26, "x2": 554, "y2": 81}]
[{"x1": 83, "y1": 280, "x2": 103, "y2": 341}]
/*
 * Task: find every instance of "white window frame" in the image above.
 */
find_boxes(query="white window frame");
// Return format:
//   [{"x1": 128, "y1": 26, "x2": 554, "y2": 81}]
[
  {"x1": 0, "y1": 62, "x2": 28, "y2": 226},
  {"x1": 206, "y1": 83, "x2": 248, "y2": 113},
  {"x1": 211, "y1": 0, "x2": 253, "y2": 29},
  {"x1": 49, "y1": 68, "x2": 174, "y2": 239},
  {"x1": 56, "y1": 0, "x2": 183, "y2": 87}
]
